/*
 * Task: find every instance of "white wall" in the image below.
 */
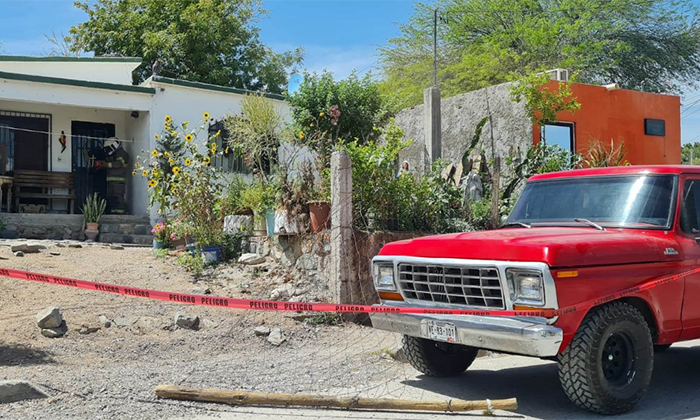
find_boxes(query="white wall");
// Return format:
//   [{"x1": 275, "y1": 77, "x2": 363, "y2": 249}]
[
  {"x1": 123, "y1": 111, "x2": 151, "y2": 216},
  {"x1": 0, "y1": 99, "x2": 139, "y2": 212},
  {"x1": 0, "y1": 61, "x2": 140, "y2": 85}
]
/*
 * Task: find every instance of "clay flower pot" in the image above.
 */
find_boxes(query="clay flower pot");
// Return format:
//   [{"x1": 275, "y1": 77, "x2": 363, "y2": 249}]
[
  {"x1": 309, "y1": 201, "x2": 331, "y2": 232},
  {"x1": 86, "y1": 222, "x2": 99, "y2": 231}
]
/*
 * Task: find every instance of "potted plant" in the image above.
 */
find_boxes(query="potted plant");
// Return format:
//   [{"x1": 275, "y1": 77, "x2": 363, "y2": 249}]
[
  {"x1": 151, "y1": 222, "x2": 171, "y2": 249},
  {"x1": 309, "y1": 167, "x2": 331, "y2": 232},
  {"x1": 82, "y1": 193, "x2": 106, "y2": 241}
]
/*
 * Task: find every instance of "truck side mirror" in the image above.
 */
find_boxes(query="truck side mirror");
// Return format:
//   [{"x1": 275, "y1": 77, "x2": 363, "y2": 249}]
[
  {"x1": 695, "y1": 237, "x2": 700, "y2": 246},
  {"x1": 500, "y1": 215, "x2": 508, "y2": 227}
]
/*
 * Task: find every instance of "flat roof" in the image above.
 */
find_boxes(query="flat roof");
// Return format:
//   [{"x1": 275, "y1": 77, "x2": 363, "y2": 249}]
[
  {"x1": 530, "y1": 165, "x2": 699, "y2": 181},
  {"x1": 147, "y1": 76, "x2": 286, "y2": 101},
  {"x1": 0, "y1": 55, "x2": 142, "y2": 63},
  {"x1": 0, "y1": 70, "x2": 155, "y2": 94}
]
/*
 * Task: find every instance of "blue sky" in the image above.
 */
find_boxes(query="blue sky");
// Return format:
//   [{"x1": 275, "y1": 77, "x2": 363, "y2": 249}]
[{"x1": 1, "y1": 0, "x2": 700, "y2": 144}]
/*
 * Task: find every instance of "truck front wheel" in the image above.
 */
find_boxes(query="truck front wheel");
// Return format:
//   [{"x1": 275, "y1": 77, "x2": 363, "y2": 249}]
[
  {"x1": 558, "y1": 301, "x2": 654, "y2": 414},
  {"x1": 403, "y1": 335, "x2": 479, "y2": 377}
]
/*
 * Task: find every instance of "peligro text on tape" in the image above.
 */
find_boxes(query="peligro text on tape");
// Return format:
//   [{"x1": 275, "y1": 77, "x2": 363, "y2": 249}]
[{"x1": 1, "y1": 266, "x2": 699, "y2": 318}]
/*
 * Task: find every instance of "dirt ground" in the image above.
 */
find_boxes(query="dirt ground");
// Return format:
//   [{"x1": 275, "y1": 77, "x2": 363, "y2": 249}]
[{"x1": 0, "y1": 243, "x2": 409, "y2": 420}]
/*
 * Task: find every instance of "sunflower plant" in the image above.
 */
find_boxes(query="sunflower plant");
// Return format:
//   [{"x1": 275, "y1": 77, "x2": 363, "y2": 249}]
[{"x1": 135, "y1": 113, "x2": 226, "y2": 247}]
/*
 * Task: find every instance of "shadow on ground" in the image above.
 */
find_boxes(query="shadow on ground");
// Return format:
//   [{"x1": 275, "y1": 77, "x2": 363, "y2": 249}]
[
  {"x1": 0, "y1": 342, "x2": 55, "y2": 366},
  {"x1": 403, "y1": 345, "x2": 700, "y2": 420}
]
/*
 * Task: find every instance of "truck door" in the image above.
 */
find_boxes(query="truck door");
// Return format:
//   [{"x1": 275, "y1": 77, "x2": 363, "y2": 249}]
[{"x1": 677, "y1": 177, "x2": 700, "y2": 340}]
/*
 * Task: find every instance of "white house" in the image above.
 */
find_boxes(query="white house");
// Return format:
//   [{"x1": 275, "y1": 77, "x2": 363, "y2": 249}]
[{"x1": 0, "y1": 55, "x2": 292, "y2": 229}]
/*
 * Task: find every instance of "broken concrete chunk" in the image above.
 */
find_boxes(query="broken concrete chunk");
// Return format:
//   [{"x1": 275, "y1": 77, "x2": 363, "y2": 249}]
[
  {"x1": 13, "y1": 251, "x2": 24, "y2": 257},
  {"x1": 36, "y1": 307, "x2": 63, "y2": 329},
  {"x1": 254, "y1": 326, "x2": 271, "y2": 337},
  {"x1": 98, "y1": 315, "x2": 112, "y2": 328},
  {"x1": 267, "y1": 328, "x2": 285, "y2": 346},
  {"x1": 174, "y1": 314, "x2": 200, "y2": 330},
  {"x1": 0, "y1": 380, "x2": 49, "y2": 404}
]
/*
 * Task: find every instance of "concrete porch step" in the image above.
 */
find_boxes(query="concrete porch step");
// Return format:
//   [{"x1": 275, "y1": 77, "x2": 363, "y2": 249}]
[{"x1": 99, "y1": 223, "x2": 152, "y2": 236}]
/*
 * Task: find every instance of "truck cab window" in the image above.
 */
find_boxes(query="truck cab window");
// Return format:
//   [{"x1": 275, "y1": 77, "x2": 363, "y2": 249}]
[{"x1": 680, "y1": 180, "x2": 700, "y2": 234}]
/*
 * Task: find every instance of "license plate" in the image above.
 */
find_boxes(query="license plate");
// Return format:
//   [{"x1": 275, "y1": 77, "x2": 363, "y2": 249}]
[{"x1": 427, "y1": 321, "x2": 457, "y2": 343}]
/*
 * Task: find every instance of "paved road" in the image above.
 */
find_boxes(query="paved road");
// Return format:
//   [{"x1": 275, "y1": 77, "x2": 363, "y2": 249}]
[{"x1": 169, "y1": 339, "x2": 700, "y2": 420}]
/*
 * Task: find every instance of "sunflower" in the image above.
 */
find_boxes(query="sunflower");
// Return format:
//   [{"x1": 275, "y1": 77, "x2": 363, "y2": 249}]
[
  {"x1": 184, "y1": 158, "x2": 192, "y2": 166},
  {"x1": 203, "y1": 156, "x2": 211, "y2": 165},
  {"x1": 210, "y1": 143, "x2": 217, "y2": 153},
  {"x1": 298, "y1": 131, "x2": 305, "y2": 139},
  {"x1": 142, "y1": 170, "x2": 148, "y2": 177},
  {"x1": 215, "y1": 130, "x2": 221, "y2": 137},
  {"x1": 319, "y1": 112, "x2": 325, "y2": 117},
  {"x1": 151, "y1": 149, "x2": 159, "y2": 157},
  {"x1": 152, "y1": 168, "x2": 159, "y2": 176},
  {"x1": 165, "y1": 115, "x2": 172, "y2": 123},
  {"x1": 203, "y1": 112, "x2": 210, "y2": 120},
  {"x1": 185, "y1": 134, "x2": 194, "y2": 143},
  {"x1": 172, "y1": 166, "x2": 181, "y2": 175},
  {"x1": 135, "y1": 162, "x2": 141, "y2": 168},
  {"x1": 154, "y1": 134, "x2": 160, "y2": 140},
  {"x1": 132, "y1": 170, "x2": 137, "y2": 177},
  {"x1": 148, "y1": 179, "x2": 157, "y2": 188},
  {"x1": 163, "y1": 151, "x2": 170, "y2": 157},
  {"x1": 168, "y1": 158, "x2": 175, "y2": 165}
]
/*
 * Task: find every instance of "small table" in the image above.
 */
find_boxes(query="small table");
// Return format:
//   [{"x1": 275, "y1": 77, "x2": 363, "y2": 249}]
[{"x1": 0, "y1": 176, "x2": 13, "y2": 212}]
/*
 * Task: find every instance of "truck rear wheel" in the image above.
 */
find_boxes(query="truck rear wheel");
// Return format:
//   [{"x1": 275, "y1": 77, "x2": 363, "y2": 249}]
[
  {"x1": 402, "y1": 335, "x2": 478, "y2": 377},
  {"x1": 558, "y1": 301, "x2": 653, "y2": 414}
]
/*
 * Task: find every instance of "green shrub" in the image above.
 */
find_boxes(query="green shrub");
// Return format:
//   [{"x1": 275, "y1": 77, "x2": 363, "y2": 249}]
[
  {"x1": 221, "y1": 232, "x2": 244, "y2": 262},
  {"x1": 176, "y1": 253, "x2": 204, "y2": 275}
]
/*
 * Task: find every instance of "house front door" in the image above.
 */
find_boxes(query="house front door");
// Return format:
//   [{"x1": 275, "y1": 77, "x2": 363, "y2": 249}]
[{"x1": 71, "y1": 121, "x2": 114, "y2": 214}]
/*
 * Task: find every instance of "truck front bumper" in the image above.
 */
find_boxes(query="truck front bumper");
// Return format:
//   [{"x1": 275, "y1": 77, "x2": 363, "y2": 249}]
[{"x1": 370, "y1": 310, "x2": 563, "y2": 357}]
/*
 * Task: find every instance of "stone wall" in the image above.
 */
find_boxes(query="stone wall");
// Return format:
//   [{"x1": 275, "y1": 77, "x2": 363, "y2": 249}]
[
  {"x1": 251, "y1": 230, "x2": 423, "y2": 305},
  {"x1": 394, "y1": 82, "x2": 533, "y2": 176},
  {"x1": 0, "y1": 214, "x2": 152, "y2": 244}
]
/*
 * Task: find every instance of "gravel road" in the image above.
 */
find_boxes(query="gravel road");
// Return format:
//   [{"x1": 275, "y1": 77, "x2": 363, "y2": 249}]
[
  {"x1": 2, "y1": 242, "x2": 699, "y2": 420},
  {"x1": 0, "y1": 242, "x2": 406, "y2": 420}
]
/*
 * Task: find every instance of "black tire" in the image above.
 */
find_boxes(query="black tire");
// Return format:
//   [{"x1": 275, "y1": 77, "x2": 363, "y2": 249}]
[
  {"x1": 654, "y1": 344, "x2": 672, "y2": 353},
  {"x1": 558, "y1": 301, "x2": 654, "y2": 414},
  {"x1": 402, "y1": 335, "x2": 479, "y2": 377}
]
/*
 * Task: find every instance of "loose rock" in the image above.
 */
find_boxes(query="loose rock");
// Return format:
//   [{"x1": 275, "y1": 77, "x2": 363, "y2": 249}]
[
  {"x1": 49, "y1": 251, "x2": 60, "y2": 256},
  {"x1": 13, "y1": 251, "x2": 24, "y2": 257},
  {"x1": 254, "y1": 326, "x2": 271, "y2": 336},
  {"x1": 113, "y1": 317, "x2": 136, "y2": 328},
  {"x1": 68, "y1": 244, "x2": 82, "y2": 248},
  {"x1": 174, "y1": 314, "x2": 199, "y2": 330},
  {"x1": 238, "y1": 253, "x2": 265, "y2": 265},
  {"x1": 110, "y1": 245, "x2": 124, "y2": 250},
  {"x1": 41, "y1": 321, "x2": 67, "y2": 338},
  {"x1": 98, "y1": 315, "x2": 112, "y2": 328},
  {"x1": 11, "y1": 243, "x2": 46, "y2": 253},
  {"x1": 78, "y1": 325, "x2": 101, "y2": 335},
  {"x1": 267, "y1": 328, "x2": 285, "y2": 346},
  {"x1": 36, "y1": 307, "x2": 63, "y2": 329}
]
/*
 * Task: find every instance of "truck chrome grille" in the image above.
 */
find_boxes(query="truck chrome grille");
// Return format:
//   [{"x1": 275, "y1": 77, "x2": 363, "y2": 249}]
[{"x1": 397, "y1": 263, "x2": 504, "y2": 309}]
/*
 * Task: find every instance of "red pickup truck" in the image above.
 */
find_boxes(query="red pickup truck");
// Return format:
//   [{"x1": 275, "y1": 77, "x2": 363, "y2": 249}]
[{"x1": 370, "y1": 165, "x2": 700, "y2": 414}]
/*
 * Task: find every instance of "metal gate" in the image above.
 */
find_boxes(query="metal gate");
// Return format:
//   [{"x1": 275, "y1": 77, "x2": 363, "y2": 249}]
[{"x1": 71, "y1": 122, "x2": 114, "y2": 213}]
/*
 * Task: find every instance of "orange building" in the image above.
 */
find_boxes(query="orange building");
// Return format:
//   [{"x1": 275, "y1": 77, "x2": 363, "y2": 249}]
[{"x1": 533, "y1": 81, "x2": 681, "y2": 165}]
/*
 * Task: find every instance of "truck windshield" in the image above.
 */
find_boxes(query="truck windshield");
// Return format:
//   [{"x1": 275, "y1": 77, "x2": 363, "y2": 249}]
[{"x1": 508, "y1": 174, "x2": 678, "y2": 229}]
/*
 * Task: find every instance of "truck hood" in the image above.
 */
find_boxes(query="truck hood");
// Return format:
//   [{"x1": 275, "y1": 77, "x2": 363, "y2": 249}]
[{"x1": 378, "y1": 227, "x2": 681, "y2": 268}]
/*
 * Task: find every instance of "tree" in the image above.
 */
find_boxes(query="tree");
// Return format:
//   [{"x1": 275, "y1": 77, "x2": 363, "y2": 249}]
[
  {"x1": 380, "y1": 0, "x2": 700, "y2": 109},
  {"x1": 288, "y1": 70, "x2": 389, "y2": 168},
  {"x1": 682, "y1": 142, "x2": 700, "y2": 164},
  {"x1": 68, "y1": 0, "x2": 302, "y2": 93}
]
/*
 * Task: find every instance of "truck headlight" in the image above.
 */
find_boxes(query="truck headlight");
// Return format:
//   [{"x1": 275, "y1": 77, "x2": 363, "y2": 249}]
[
  {"x1": 506, "y1": 269, "x2": 544, "y2": 306},
  {"x1": 373, "y1": 263, "x2": 396, "y2": 292}
]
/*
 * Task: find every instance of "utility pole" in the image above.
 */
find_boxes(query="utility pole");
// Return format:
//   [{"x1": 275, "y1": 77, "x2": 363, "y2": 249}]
[{"x1": 433, "y1": 8, "x2": 438, "y2": 87}]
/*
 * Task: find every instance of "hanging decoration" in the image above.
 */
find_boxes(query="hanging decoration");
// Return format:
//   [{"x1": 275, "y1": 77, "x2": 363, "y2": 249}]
[{"x1": 58, "y1": 131, "x2": 67, "y2": 153}]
